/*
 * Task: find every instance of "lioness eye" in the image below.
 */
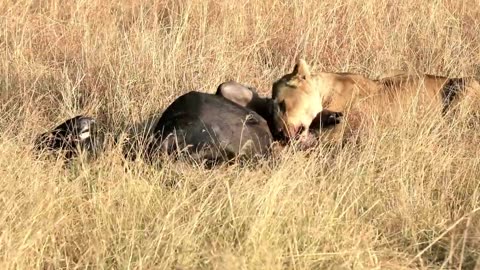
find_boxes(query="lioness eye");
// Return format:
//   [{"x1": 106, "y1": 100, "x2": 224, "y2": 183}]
[{"x1": 278, "y1": 100, "x2": 286, "y2": 113}]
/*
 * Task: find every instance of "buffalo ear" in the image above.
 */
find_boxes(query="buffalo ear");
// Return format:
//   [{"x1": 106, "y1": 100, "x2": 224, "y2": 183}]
[
  {"x1": 292, "y1": 59, "x2": 311, "y2": 78},
  {"x1": 216, "y1": 81, "x2": 254, "y2": 107}
]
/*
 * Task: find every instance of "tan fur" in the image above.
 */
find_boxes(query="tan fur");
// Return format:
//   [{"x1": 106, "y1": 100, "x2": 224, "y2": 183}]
[
  {"x1": 271, "y1": 59, "x2": 380, "y2": 141},
  {"x1": 377, "y1": 69, "x2": 409, "y2": 80},
  {"x1": 376, "y1": 73, "x2": 448, "y2": 115},
  {"x1": 378, "y1": 72, "x2": 480, "y2": 115},
  {"x1": 272, "y1": 60, "x2": 480, "y2": 143}
]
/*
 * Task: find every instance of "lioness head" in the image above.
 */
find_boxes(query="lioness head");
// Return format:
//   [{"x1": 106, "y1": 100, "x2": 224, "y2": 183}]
[{"x1": 271, "y1": 59, "x2": 323, "y2": 139}]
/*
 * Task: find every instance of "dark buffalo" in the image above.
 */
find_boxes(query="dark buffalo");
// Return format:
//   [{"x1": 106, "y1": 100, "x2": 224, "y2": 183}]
[
  {"x1": 34, "y1": 82, "x2": 343, "y2": 164},
  {"x1": 147, "y1": 90, "x2": 274, "y2": 165},
  {"x1": 34, "y1": 115, "x2": 100, "y2": 160}
]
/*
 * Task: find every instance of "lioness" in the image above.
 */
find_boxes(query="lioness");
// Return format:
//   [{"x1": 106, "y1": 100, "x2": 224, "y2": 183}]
[
  {"x1": 271, "y1": 59, "x2": 480, "y2": 143},
  {"x1": 271, "y1": 59, "x2": 379, "y2": 141}
]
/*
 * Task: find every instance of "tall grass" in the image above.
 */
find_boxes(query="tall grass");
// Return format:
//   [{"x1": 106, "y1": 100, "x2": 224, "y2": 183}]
[{"x1": 1, "y1": 0, "x2": 480, "y2": 268}]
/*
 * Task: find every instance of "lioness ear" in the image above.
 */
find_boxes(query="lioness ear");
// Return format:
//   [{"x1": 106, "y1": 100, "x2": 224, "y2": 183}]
[{"x1": 292, "y1": 59, "x2": 311, "y2": 78}]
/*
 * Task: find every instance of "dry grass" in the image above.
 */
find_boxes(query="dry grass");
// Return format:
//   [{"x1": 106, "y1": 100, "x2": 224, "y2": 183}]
[{"x1": 1, "y1": 0, "x2": 480, "y2": 269}]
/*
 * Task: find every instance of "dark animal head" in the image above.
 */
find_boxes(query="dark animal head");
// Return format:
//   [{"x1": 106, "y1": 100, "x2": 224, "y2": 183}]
[
  {"x1": 216, "y1": 81, "x2": 285, "y2": 140},
  {"x1": 34, "y1": 115, "x2": 99, "y2": 159}
]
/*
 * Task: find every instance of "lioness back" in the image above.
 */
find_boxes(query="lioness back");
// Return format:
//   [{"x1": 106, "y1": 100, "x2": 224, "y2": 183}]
[{"x1": 377, "y1": 72, "x2": 480, "y2": 115}]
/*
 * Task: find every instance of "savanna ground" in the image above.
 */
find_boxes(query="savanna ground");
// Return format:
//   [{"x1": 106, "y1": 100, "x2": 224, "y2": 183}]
[{"x1": 1, "y1": 0, "x2": 480, "y2": 269}]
